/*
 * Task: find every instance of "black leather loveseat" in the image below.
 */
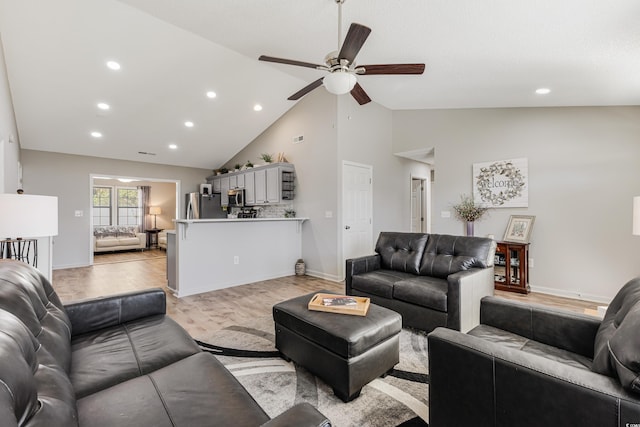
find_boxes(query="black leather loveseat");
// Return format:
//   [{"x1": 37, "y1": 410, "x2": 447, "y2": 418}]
[
  {"x1": 428, "y1": 277, "x2": 640, "y2": 427},
  {"x1": 0, "y1": 259, "x2": 330, "y2": 427},
  {"x1": 346, "y1": 232, "x2": 496, "y2": 333}
]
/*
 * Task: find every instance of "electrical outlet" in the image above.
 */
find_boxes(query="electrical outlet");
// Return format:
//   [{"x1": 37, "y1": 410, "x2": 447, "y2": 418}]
[
  {"x1": 75, "y1": 210, "x2": 83, "y2": 217},
  {"x1": 325, "y1": 211, "x2": 333, "y2": 218},
  {"x1": 529, "y1": 258, "x2": 534, "y2": 268},
  {"x1": 233, "y1": 256, "x2": 239, "y2": 265},
  {"x1": 441, "y1": 211, "x2": 451, "y2": 218}
]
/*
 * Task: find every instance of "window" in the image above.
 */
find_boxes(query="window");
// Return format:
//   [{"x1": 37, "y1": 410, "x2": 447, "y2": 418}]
[
  {"x1": 92, "y1": 187, "x2": 112, "y2": 226},
  {"x1": 117, "y1": 188, "x2": 141, "y2": 226}
]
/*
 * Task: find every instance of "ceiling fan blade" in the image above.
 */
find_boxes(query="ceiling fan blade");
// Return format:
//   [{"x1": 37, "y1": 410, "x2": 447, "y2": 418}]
[
  {"x1": 350, "y1": 83, "x2": 371, "y2": 105},
  {"x1": 359, "y1": 64, "x2": 426, "y2": 75},
  {"x1": 259, "y1": 55, "x2": 323, "y2": 69},
  {"x1": 288, "y1": 78, "x2": 324, "y2": 100},
  {"x1": 338, "y1": 23, "x2": 371, "y2": 64}
]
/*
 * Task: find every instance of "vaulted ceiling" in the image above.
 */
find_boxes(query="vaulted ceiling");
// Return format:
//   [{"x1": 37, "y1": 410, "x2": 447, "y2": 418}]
[{"x1": 1, "y1": 0, "x2": 638, "y2": 169}]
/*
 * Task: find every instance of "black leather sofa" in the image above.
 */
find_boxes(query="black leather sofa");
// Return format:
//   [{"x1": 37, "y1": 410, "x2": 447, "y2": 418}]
[
  {"x1": 428, "y1": 277, "x2": 640, "y2": 427},
  {"x1": 0, "y1": 259, "x2": 330, "y2": 427},
  {"x1": 346, "y1": 232, "x2": 496, "y2": 333}
]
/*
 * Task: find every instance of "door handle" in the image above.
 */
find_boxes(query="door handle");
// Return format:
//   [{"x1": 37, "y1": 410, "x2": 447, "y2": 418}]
[{"x1": 345, "y1": 225, "x2": 351, "y2": 230}]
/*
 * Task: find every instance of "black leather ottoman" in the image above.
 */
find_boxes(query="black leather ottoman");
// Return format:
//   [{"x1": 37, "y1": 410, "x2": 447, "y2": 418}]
[{"x1": 273, "y1": 291, "x2": 402, "y2": 402}]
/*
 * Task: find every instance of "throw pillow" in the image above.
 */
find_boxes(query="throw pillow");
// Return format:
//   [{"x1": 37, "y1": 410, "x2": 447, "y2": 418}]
[
  {"x1": 375, "y1": 232, "x2": 428, "y2": 275},
  {"x1": 592, "y1": 277, "x2": 640, "y2": 393},
  {"x1": 608, "y1": 303, "x2": 640, "y2": 394}
]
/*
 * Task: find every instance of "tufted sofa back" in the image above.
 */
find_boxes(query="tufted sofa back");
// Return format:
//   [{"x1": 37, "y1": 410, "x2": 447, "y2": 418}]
[
  {"x1": 0, "y1": 260, "x2": 77, "y2": 426},
  {"x1": 374, "y1": 232, "x2": 496, "y2": 279},
  {"x1": 375, "y1": 232, "x2": 429, "y2": 274},
  {"x1": 418, "y1": 234, "x2": 496, "y2": 279}
]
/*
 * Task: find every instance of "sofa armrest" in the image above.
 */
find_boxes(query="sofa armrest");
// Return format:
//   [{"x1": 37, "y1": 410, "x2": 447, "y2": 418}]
[
  {"x1": 428, "y1": 327, "x2": 640, "y2": 427},
  {"x1": 446, "y1": 267, "x2": 495, "y2": 332},
  {"x1": 345, "y1": 254, "x2": 380, "y2": 294},
  {"x1": 64, "y1": 288, "x2": 166, "y2": 336},
  {"x1": 480, "y1": 296, "x2": 601, "y2": 358},
  {"x1": 260, "y1": 403, "x2": 331, "y2": 427}
]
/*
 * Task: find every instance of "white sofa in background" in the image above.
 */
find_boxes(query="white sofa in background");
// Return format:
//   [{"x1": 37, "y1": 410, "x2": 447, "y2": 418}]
[
  {"x1": 158, "y1": 230, "x2": 173, "y2": 250},
  {"x1": 93, "y1": 226, "x2": 146, "y2": 253}
]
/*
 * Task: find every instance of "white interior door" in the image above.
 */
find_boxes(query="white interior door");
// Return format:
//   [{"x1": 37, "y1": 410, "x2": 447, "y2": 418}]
[
  {"x1": 342, "y1": 162, "x2": 373, "y2": 271},
  {"x1": 411, "y1": 178, "x2": 425, "y2": 232}
]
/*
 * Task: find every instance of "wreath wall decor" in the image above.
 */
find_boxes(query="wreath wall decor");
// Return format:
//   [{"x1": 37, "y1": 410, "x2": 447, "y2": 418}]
[{"x1": 473, "y1": 158, "x2": 528, "y2": 208}]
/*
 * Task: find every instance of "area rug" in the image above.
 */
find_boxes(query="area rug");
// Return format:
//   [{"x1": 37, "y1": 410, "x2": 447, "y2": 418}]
[{"x1": 194, "y1": 316, "x2": 429, "y2": 427}]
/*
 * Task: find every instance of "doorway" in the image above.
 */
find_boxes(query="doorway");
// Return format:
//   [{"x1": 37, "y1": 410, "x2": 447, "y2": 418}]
[
  {"x1": 411, "y1": 177, "x2": 427, "y2": 233},
  {"x1": 342, "y1": 161, "x2": 373, "y2": 278},
  {"x1": 89, "y1": 174, "x2": 180, "y2": 265}
]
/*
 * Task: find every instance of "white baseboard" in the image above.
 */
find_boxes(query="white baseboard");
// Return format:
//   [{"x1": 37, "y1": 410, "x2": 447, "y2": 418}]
[
  {"x1": 305, "y1": 269, "x2": 343, "y2": 283},
  {"x1": 529, "y1": 285, "x2": 612, "y2": 304},
  {"x1": 53, "y1": 263, "x2": 91, "y2": 270}
]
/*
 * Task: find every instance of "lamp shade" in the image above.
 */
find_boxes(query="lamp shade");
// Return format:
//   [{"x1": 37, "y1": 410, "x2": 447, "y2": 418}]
[
  {"x1": 323, "y1": 72, "x2": 357, "y2": 95},
  {"x1": 0, "y1": 194, "x2": 58, "y2": 238},
  {"x1": 633, "y1": 196, "x2": 640, "y2": 236},
  {"x1": 149, "y1": 206, "x2": 162, "y2": 215}
]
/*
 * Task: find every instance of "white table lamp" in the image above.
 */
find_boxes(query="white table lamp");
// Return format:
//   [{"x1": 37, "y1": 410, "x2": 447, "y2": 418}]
[
  {"x1": 0, "y1": 194, "x2": 58, "y2": 269},
  {"x1": 149, "y1": 206, "x2": 161, "y2": 229}
]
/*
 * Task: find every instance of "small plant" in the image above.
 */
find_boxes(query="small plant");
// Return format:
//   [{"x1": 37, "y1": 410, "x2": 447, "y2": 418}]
[
  {"x1": 260, "y1": 153, "x2": 273, "y2": 163},
  {"x1": 234, "y1": 163, "x2": 241, "y2": 171},
  {"x1": 452, "y1": 194, "x2": 488, "y2": 222},
  {"x1": 219, "y1": 167, "x2": 229, "y2": 174},
  {"x1": 284, "y1": 209, "x2": 296, "y2": 218},
  {"x1": 245, "y1": 160, "x2": 254, "y2": 168}
]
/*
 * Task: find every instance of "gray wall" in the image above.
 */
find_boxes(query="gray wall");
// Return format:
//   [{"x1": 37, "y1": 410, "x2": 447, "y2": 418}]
[
  {"x1": 21, "y1": 150, "x2": 210, "y2": 269},
  {"x1": 225, "y1": 90, "x2": 341, "y2": 279},
  {"x1": 225, "y1": 90, "x2": 430, "y2": 280},
  {"x1": 0, "y1": 35, "x2": 20, "y2": 193},
  {"x1": 393, "y1": 106, "x2": 640, "y2": 301}
]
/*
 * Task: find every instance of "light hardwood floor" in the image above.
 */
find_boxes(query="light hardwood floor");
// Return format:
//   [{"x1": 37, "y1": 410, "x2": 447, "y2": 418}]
[{"x1": 53, "y1": 251, "x2": 599, "y2": 339}]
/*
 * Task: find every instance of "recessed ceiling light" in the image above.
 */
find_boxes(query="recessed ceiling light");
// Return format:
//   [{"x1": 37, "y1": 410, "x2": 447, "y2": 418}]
[
  {"x1": 106, "y1": 61, "x2": 121, "y2": 71},
  {"x1": 535, "y1": 88, "x2": 551, "y2": 95},
  {"x1": 90, "y1": 131, "x2": 103, "y2": 138},
  {"x1": 169, "y1": 144, "x2": 178, "y2": 150},
  {"x1": 97, "y1": 102, "x2": 110, "y2": 110},
  {"x1": 253, "y1": 104, "x2": 263, "y2": 112},
  {"x1": 184, "y1": 121, "x2": 194, "y2": 128},
  {"x1": 206, "y1": 91, "x2": 217, "y2": 99}
]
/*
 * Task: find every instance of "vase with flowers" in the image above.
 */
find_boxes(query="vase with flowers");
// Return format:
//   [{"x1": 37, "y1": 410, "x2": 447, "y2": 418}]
[{"x1": 452, "y1": 194, "x2": 488, "y2": 236}]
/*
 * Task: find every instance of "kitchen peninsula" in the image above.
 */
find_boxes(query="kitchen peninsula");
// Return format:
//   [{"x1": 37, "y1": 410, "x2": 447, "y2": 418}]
[{"x1": 167, "y1": 217, "x2": 307, "y2": 297}]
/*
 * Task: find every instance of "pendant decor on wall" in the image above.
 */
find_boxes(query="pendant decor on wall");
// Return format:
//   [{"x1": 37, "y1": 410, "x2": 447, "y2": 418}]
[{"x1": 473, "y1": 158, "x2": 528, "y2": 208}]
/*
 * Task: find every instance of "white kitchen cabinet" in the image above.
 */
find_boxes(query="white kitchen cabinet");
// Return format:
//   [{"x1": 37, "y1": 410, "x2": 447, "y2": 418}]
[
  {"x1": 254, "y1": 169, "x2": 267, "y2": 204},
  {"x1": 266, "y1": 167, "x2": 280, "y2": 203},
  {"x1": 244, "y1": 171, "x2": 255, "y2": 204},
  {"x1": 237, "y1": 173, "x2": 245, "y2": 188},
  {"x1": 212, "y1": 178, "x2": 221, "y2": 193},
  {"x1": 220, "y1": 177, "x2": 230, "y2": 206},
  {"x1": 229, "y1": 175, "x2": 237, "y2": 189}
]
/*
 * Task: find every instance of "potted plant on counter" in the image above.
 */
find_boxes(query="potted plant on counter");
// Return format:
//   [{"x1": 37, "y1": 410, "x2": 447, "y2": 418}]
[
  {"x1": 234, "y1": 163, "x2": 241, "y2": 172},
  {"x1": 219, "y1": 167, "x2": 229, "y2": 174},
  {"x1": 245, "y1": 160, "x2": 254, "y2": 169}
]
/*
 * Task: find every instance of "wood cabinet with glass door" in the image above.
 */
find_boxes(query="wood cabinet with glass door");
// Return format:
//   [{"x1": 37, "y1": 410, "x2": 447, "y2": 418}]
[{"x1": 494, "y1": 241, "x2": 530, "y2": 294}]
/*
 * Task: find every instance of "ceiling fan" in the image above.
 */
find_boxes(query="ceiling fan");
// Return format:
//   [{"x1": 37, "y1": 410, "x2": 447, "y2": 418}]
[{"x1": 259, "y1": 0, "x2": 425, "y2": 105}]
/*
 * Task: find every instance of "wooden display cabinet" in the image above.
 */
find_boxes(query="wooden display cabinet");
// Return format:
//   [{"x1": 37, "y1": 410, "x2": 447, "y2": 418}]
[{"x1": 494, "y1": 241, "x2": 530, "y2": 294}]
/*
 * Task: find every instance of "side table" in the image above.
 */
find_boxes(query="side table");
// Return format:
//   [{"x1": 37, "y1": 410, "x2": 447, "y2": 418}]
[{"x1": 146, "y1": 229, "x2": 163, "y2": 249}]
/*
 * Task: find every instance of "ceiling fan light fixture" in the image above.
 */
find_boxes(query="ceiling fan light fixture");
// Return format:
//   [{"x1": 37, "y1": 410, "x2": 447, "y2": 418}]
[{"x1": 323, "y1": 72, "x2": 356, "y2": 95}]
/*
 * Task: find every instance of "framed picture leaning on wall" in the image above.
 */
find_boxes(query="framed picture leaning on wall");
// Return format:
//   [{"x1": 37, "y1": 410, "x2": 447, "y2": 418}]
[{"x1": 503, "y1": 215, "x2": 535, "y2": 243}]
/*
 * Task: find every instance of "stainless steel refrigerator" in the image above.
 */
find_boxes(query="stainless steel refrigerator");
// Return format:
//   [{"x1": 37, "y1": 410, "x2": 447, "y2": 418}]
[{"x1": 185, "y1": 192, "x2": 225, "y2": 219}]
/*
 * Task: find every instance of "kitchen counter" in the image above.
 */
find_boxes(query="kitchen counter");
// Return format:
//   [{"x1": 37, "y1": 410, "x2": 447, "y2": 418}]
[
  {"x1": 175, "y1": 217, "x2": 308, "y2": 224},
  {"x1": 167, "y1": 218, "x2": 308, "y2": 297}
]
